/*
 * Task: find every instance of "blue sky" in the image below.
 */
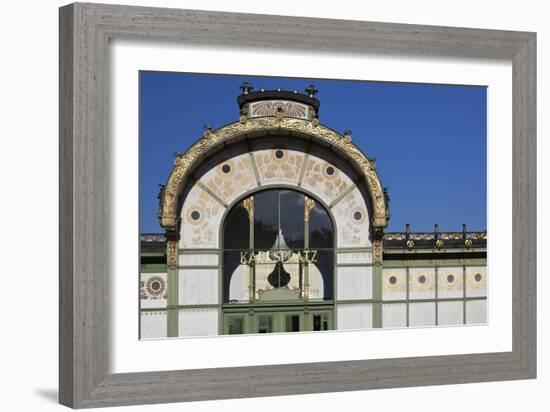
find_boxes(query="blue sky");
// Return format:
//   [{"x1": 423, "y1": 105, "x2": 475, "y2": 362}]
[{"x1": 140, "y1": 71, "x2": 486, "y2": 233}]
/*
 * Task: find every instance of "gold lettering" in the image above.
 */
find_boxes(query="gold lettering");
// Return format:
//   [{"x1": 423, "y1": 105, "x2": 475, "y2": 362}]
[{"x1": 309, "y1": 250, "x2": 318, "y2": 263}]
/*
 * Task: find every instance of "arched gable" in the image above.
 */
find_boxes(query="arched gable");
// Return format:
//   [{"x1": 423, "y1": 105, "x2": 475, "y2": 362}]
[{"x1": 159, "y1": 116, "x2": 388, "y2": 232}]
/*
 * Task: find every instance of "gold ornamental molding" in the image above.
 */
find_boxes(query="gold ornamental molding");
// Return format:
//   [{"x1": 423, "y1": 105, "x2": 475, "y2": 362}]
[
  {"x1": 304, "y1": 196, "x2": 315, "y2": 222},
  {"x1": 243, "y1": 196, "x2": 254, "y2": 223},
  {"x1": 166, "y1": 239, "x2": 178, "y2": 268},
  {"x1": 159, "y1": 116, "x2": 388, "y2": 229}
]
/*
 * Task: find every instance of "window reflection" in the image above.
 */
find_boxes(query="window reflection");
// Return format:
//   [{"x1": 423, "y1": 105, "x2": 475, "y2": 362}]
[{"x1": 223, "y1": 189, "x2": 334, "y2": 303}]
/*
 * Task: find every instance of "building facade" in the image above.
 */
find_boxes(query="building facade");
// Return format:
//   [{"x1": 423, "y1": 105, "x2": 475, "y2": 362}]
[{"x1": 140, "y1": 84, "x2": 487, "y2": 338}]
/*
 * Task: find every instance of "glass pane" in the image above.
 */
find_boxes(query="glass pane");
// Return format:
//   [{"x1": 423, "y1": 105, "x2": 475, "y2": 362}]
[
  {"x1": 222, "y1": 188, "x2": 335, "y2": 301},
  {"x1": 258, "y1": 315, "x2": 273, "y2": 333},
  {"x1": 223, "y1": 250, "x2": 243, "y2": 303},
  {"x1": 253, "y1": 191, "x2": 279, "y2": 250},
  {"x1": 279, "y1": 190, "x2": 305, "y2": 250},
  {"x1": 285, "y1": 314, "x2": 300, "y2": 332},
  {"x1": 227, "y1": 317, "x2": 244, "y2": 334},
  {"x1": 223, "y1": 203, "x2": 249, "y2": 250},
  {"x1": 312, "y1": 250, "x2": 334, "y2": 299},
  {"x1": 313, "y1": 314, "x2": 329, "y2": 331},
  {"x1": 309, "y1": 202, "x2": 333, "y2": 249},
  {"x1": 313, "y1": 314, "x2": 321, "y2": 331}
]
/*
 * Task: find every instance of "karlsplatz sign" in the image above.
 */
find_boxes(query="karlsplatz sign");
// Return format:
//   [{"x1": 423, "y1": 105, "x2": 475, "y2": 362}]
[{"x1": 239, "y1": 250, "x2": 318, "y2": 265}]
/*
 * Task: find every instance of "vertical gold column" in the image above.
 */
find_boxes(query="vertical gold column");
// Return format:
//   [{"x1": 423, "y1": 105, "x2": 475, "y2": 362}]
[
  {"x1": 372, "y1": 235, "x2": 383, "y2": 328},
  {"x1": 243, "y1": 196, "x2": 255, "y2": 303},
  {"x1": 166, "y1": 236, "x2": 179, "y2": 337},
  {"x1": 303, "y1": 196, "x2": 315, "y2": 301}
]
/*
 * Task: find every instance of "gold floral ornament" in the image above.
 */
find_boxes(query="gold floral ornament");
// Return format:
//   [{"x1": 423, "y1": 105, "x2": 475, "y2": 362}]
[
  {"x1": 167, "y1": 240, "x2": 178, "y2": 267},
  {"x1": 243, "y1": 196, "x2": 254, "y2": 223},
  {"x1": 304, "y1": 196, "x2": 315, "y2": 222},
  {"x1": 140, "y1": 275, "x2": 166, "y2": 299},
  {"x1": 159, "y1": 117, "x2": 387, "y2": 230}
]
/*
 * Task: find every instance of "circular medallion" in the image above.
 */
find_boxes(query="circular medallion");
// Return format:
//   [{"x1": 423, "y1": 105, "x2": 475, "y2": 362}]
[
  {"x1": 389, "y1": 275, "x2": 397, "y2": 285},
  {"x1": 191, "y1": 210, "x2": 201, "y2": 221},
  {"x1": 145, "y1": 276, "x2": 166, "y2": 298},
  {"x1": 221, "y1": 164, "x2": 231, "y2": 174},
  {"x1": 418, "y1": 275, "x2": 426, "y2": 284},
  {"x1": 474, "y1": 273, "x2": 482, "y2": 282},
  {"x1": 447, "y1": 274, "x2": 455, "y2": 283}
]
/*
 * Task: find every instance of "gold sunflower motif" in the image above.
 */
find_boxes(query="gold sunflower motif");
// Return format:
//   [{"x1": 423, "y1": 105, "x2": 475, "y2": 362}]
[{"x1": 145, "y1": 276, "x2": 167, "y2": 298}]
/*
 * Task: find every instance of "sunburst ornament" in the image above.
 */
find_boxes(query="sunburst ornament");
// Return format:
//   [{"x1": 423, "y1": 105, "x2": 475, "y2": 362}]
[{"x1": 145, "y1": 275, "x2": 167, "y2": 298}]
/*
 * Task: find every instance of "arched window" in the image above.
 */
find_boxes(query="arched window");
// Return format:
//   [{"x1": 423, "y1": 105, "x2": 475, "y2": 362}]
[{"x1": 222, "y1": 189, "x2": 334, "y2": 303}]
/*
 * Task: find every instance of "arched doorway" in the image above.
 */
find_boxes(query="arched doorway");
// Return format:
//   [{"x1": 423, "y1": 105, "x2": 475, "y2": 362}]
[{"x1": 221, "y1": 188, "x2": 335, "y2": 334}]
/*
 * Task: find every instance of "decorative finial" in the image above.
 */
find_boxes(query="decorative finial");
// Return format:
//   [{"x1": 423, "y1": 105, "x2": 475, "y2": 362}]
[
  {"x1": 305, "y1": 84, "x2": 318, "y2": 98},
  {"x1": 239, "y1": 81, "x2": 253, "y2": 95},
  {"x1": 203, "y1": 124, "x2": 213, "y2": 138},
  {"x1": 343, "y1": 129, "x2": 352, "y2": 142}
]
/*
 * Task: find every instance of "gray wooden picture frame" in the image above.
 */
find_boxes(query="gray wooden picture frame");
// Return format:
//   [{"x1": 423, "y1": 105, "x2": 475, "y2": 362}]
[{"x1": 59, "y1": 2, "x2": 536, "y2": 408}]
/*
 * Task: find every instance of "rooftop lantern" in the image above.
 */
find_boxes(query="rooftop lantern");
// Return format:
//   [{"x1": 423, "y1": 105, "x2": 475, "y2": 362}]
[{"x1": 237, "y1": 83, "x2": 321, "y2": 120}]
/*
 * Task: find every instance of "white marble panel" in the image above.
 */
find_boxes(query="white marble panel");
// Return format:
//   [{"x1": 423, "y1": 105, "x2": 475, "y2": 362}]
[
  {"x1": 140, "y1": 311, "x2": 167, "y2": 339},
  {"x1": 466, "y1": 300, "x2": 487, "y2": 324},
  {"x1": 382, "y1": 268, "x2": 407, "y2": 301},
  {"x1": 465, "y1": 266, "x2": 487, "y2": 297},
  {"x1": 332, "y1": 188, "x2": 371, "y2": 248},
  {"x1": 301, "y1": 154, "x2": 354, "y2": 205},
  {"x1": 438, "y1": 301, "x2": 464, "y2": 326},
  {"x1": 337, "y1": 252, "x2": 372, "y2": 264},
  {"x1": 409, "y1": 302, "x2": 436, "y2": 327},
  {"x1": 336, "y1": 303, "x2": 373, "y2": 330},
  {"x1": 140, "y1": 272, "x2": 167, "y2": 309},
  {"x1": 179, "y1": 184, "x2": 225, "y2": 249},
  {"x1": 336, "y1": 266, "x2": 372, "y2": 300},
  {"x1": 409, "y1": 267, "x2": 436, "y2": 300},
  {"x1": 178, "y1": 308, "x2": 219, "y2": 337},
  {"x1": 382, "y1": 303, "x2": 407, "y2": 328},
  {"x1": 179, "y1": 253, "x2": 219, "y2": 267},
  {"x1": 198, "y1": 153, "x2": 256, "y2": 204},
  {"x1": 179, "y1": 269, "x2": 218, "y2": 305},
  {"x1": 437, "y1": 267, "x2": 464, "y2": 299},
  {"x1": 252, "y1": 148, "x2": 305, "y2": 186}
]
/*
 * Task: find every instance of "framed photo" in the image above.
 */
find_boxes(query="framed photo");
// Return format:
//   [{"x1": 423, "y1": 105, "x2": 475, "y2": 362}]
[{"x1": 59, "y1": 2, "x2": 536, "y2": 408}]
